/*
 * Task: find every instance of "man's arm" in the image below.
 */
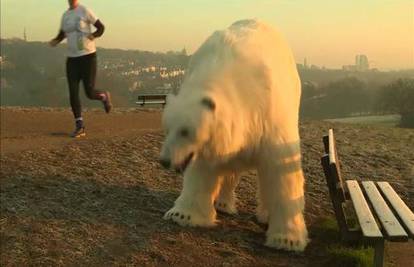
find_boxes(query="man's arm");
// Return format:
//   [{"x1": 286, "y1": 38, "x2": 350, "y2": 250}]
[
  {"x1": 49, "y1": 30, "x2": 66, "y2": 47},
  {"x1": 54, "y1": 30, "x2": 66, "y2": 42},
  {"x1": 88, "y1": 20, "x2": 105, "y2": 40},
  {"x1": 84, "y1": 6, "x2": 104, "y2": 40},
  {"x1": 92, "y1": 20, "x2": 105, "y2": 38}
]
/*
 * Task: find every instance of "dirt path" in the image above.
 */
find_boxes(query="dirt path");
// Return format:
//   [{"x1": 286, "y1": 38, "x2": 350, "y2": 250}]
[
  {"x1": 1, "y1": 107, "x2": 162, "y2": 155},
  {"x1": 1, "y1": 107, "x2": 413, "y2": 266}
]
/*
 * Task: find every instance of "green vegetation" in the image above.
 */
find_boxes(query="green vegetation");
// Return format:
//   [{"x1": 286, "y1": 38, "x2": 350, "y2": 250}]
[
  {"x1": 315, "y1": 217, "x2": 374, "y2": 267},
  {"x1": 2, "y1": 38, "x2": 413, "y2": 128},
  {"x1": 325, "y1": 115, "x2": 400, "y2": 127},
  {"x1": 301, "y1": 76, "x2": 414, "y2": 128},
  {"x1": 0, "y1": 39, "x2": 189, "y2": 108},
  {"x1": 327, "y1": 245, "x2": 373, "y2": 267},
  {"x1": 376, "y1": 78, "x2": 414, "y2": 128},
  {"x1": 301, "y1": 77, "x2": 373, "y2": 119}
]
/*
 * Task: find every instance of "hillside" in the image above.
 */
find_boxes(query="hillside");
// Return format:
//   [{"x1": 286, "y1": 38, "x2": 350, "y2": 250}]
[
  {"x1": 1, "y1": 107, "x2": 413, "y2": 266},
  {"x1": 2, "y1": 39, "x2": 413, "y2": 112},
  {"x1": 0, "y1": 39, "x2": 189, "y2": 107}
]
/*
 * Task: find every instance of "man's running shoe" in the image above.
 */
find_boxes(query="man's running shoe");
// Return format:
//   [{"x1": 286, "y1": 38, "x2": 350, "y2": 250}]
[
  {"x1": 70, "y1": 126, "x2": 86, "y2": 138},
  {"x1": 103, "y1": 91, "x2": 112, "y2": 113}
]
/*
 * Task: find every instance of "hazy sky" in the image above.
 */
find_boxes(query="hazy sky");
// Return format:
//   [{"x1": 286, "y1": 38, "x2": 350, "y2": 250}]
[{"x1": 1, "y1": 0, "x2": 413, "y2": 70}]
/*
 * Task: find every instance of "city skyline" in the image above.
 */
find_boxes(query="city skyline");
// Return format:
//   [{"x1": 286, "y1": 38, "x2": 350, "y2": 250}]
[{"x1": 1, "y1": 0, "x2": 413, "y2": 70}]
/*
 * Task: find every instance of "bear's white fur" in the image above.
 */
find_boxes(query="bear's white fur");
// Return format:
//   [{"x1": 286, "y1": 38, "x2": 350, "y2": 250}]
[{"x1": 160, "y1": 19, "x2": 308, "y2": 252}]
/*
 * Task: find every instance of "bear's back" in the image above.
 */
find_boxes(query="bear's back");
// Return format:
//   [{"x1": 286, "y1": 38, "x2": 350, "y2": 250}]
[
  {"x1": 192, "y1": 21, "x2": 298, "y2": 100},
  {"x1": 180, "y1": 19, "x2": 301, "y2": 133}
]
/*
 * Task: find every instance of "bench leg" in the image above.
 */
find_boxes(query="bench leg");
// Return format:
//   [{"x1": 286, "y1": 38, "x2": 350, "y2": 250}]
[{"x1": 374, "y1": 240, "x2": 385, "y2": 267}]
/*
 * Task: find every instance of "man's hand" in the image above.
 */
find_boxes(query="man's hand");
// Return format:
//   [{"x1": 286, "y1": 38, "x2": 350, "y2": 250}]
[
  {"x1": 87, "y1": 34, "x2": 95, "y2": 41},
  {"x1": 49, "y1": 39, "x2": 60, "y2": 47}
]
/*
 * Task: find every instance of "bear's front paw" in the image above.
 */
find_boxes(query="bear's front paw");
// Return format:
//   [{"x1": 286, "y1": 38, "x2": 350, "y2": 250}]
[
  {"x1": 163, "y1": 205, "x2": 216, "y2": 227},
  {"x1": 265, "y1": 232, "x2": 309, "y2": 252},
  {"x1": 214, "y1": 198, "x2": 237, "y2": 215}
]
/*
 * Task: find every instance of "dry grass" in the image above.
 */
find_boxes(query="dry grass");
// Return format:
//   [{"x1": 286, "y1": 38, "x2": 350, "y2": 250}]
[{"x1": 1, "y1": 109, "x2": 413, "y2": 266}]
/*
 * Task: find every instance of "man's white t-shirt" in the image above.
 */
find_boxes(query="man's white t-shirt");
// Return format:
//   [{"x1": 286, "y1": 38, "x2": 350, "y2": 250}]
[{"x1": 61, "y1": 5, "x2": 98, "y2": 58}]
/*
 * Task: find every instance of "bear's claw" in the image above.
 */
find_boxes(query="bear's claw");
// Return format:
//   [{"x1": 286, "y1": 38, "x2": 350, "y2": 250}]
[
  {"x1": 164, "y1": 211, "x2": 191, "y2": 221},
  {"x1": 163, "y1": 206, "x2": 216, "y2": 227},
  {"x1": 214, "y1": 200, "x2": 237, "y2": 214},
  {"x1": 265, "y1": 233, "x2": 308, "y2": 252}
]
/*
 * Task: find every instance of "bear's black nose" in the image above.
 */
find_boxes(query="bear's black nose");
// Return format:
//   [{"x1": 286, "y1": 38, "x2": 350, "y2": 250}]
[{"x1": 159, "y1": 158, "x2": 171, "y2": 169}]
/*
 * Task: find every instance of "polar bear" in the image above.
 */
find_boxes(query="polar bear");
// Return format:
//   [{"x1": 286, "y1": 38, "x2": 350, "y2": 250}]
[{"x1": 159, "y1": 19, "x2": 308, "y2": 252}]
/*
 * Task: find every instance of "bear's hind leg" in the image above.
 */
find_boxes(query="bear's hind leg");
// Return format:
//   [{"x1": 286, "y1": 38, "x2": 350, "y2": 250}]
[
  {"x1": 258, "y1": 143, "x2": 309, "y2": 252},
  {"x1": 164, "y1": 161, "x2": 220, "y2": 227},
  {"x1": 256, "y1": 178, "x2": 269, "y2": 224},
  {"x1": 214, "y1": 173, "x2": 239, "y2": 214}
]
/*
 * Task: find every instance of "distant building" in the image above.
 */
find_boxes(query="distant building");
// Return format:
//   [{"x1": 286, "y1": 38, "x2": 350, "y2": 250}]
[
  {"x1": 343, "y1": 54, "x2": 370, "y2": 71},
  {"x1": 342, "y1": 65, "x2": 357, "y2": 71},
  {"x1": 355, "y1": 54, "x2": 369, "y2": 71},
  {"x1": 181, "y1": 48, "x2": 187, "y2": 56},
  {"x1": 297, "y1": 59, "x2": 324, "y2": 71}
]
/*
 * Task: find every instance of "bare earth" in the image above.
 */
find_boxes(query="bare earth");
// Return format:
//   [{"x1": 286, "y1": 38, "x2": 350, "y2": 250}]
[{"x1": 1, "y1": 107, "x2": 413, "y2": 266}]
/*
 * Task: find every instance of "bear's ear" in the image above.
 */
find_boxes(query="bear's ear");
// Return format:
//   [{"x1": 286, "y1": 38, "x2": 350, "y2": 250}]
[{"x1": 201, "y1": 97, "x2": 216, "y2": 111}]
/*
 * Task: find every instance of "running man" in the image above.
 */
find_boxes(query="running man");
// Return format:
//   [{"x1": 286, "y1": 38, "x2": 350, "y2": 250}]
[{"x1": 50, "y1": 0, "x2": 112, "y2": 137}]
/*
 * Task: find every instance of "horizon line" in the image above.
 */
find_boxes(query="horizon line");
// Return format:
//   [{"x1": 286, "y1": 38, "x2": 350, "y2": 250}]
[{"x1": 2, "y1": 37, "x2": 413, "y2": 72}]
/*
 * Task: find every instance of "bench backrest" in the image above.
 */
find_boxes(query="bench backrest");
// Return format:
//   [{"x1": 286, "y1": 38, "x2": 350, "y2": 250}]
[
  {"x1": 322, "y1": 129, "x2": 346, "y2": 200},
  {"x1": 321, "y1": 129, "x2": 414, "y2": 245},
  {"x1": 136, "y1": 94, "x2": 167, "y2": 106},
  {"x1": 137, "y1": 94, "x2": 166, "y2": 101},
  {"x1": 321, "y1": 129, "x2": 348, "y2": 235}
]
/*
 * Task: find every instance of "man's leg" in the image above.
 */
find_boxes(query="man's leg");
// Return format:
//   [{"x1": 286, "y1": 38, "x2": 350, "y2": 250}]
[
  {"x1": 81, "y1": 53, "x2": 112, "y2": 113},
  {"x1": 66, "y1": 57, "x2": 85, "y2": 137}
]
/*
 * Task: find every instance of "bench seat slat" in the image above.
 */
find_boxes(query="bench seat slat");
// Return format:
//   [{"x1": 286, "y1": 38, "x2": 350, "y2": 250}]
[
  {"x1": 346, "y1": 180, "x2": 383, "y2": 240},
  {"x1": 377, "y1": 182, "x2": 414, "y2": 238},
  {"x1": 362, "y1": 181, "x2": 408, "y2": 241},
  {"x1": 137, "y1": 96, "x2": 166, "y2": 100},
  {"x1": 136, "y1": 100, "x2": 166, "y2": 104},
  {"x1": 135, "y1": 100, "x2": 165, "y2": 105},
  {"x1": 137, "y1": 94, "x2": 167, "y2": 97},
  {"x1": 136, "y1": 94, "x2": 167, "y2": 106}
]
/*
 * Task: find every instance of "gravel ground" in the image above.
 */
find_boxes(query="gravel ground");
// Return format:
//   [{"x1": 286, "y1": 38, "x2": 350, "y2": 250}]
[{"x1": 1, "y1": 108, "x2": 413, "y2": 266}]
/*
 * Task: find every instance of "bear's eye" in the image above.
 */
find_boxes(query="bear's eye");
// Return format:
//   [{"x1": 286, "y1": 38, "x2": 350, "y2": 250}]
[{"x1": 179, "y1": 128, "x2": 189, "y2": 138}]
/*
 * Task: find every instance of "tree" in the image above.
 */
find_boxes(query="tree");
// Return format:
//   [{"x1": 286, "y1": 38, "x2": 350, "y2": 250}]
[
  {"x1": 300, "y1": 77, "x2": 372, "y2": 119},
  {"x1": 322, "y1": 77, "x2": 371, "y2": 117},
  {"x1": 377, "y1": 79, "x2": 414, "y2": 128}
]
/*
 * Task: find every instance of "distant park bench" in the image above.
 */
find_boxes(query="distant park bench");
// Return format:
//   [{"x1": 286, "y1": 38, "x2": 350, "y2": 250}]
[
  {"x1": 136, "y1": 88, "x2": 172, "y2": 107},
  {"x1": 321, "y1": 129, "x2": 414, "y2": 267}
]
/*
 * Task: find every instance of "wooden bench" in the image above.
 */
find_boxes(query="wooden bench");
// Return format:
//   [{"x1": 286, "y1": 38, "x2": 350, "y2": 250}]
[
  {"x1": 135, "y1": 89, "x2": 171, "y2": 106},
  {"x1": 321, "y1": 129, "x2": 414, "y2": 267},
  {"x1": 136, "y1": 94, "x2": 167, "y2": 107}
]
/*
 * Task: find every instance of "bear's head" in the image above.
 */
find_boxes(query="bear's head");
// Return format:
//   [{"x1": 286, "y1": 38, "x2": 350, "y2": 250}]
[{"x1": 159, "y1": 94, "x2": 216, "y2": 173}]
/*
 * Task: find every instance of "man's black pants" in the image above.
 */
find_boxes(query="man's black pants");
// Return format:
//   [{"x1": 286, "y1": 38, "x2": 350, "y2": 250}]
[{"x1": 66, "y1": 53, "x2": 104, "y2": 118}]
